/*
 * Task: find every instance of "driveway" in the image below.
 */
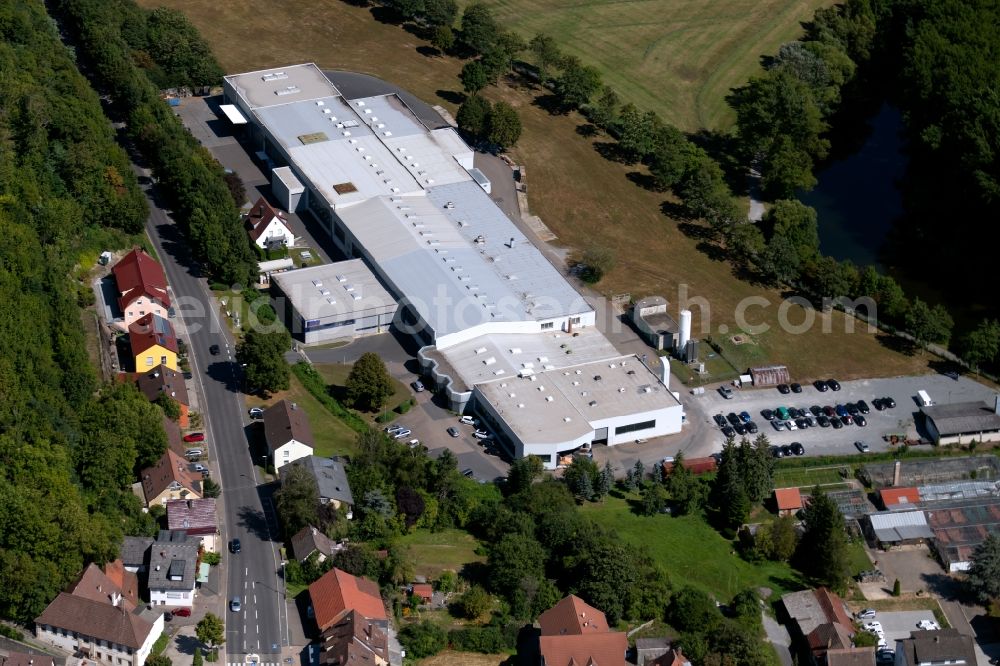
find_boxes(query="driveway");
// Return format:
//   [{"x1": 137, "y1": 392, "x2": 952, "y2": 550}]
[
  {"x1": 870, "y1": 546, "x2": 943, "y2": 596},
  {"x1": 872, "y1": 610, "x2": 940, "y2": 647}
]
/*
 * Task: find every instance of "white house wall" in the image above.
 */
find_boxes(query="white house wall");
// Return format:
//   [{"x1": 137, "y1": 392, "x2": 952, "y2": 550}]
[
  {"x1": 275, "y1": 439, "x2": 314, "y2": 470},
  {"x1": 150, "y1": 587, "x2": 194, "y2": 608}
]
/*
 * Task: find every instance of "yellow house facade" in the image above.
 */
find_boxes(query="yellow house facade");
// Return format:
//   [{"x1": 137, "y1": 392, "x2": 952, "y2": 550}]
[{"x1": 129, "y1": 313, "x2": 179, "y2": 372}]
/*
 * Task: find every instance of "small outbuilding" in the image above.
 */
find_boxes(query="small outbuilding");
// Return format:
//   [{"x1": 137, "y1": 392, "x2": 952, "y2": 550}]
[
  {"x1": 865, "y1": 510, "x2": 932, "y2": 546},
  {"x1": 750, "y1": 365, "x2": 790, "y2": 387},
  {"x1": 921, "y1": 397, "x2": 1000, "y2": 445},
  {"x1": 774, "y1": 487, "x2": 803, "y2": 516}
]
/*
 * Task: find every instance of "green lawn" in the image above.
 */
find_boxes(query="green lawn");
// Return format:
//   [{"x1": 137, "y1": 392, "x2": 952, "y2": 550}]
[
  {"x1": 773, "y1": 465, "x2": 852, "y2": 488},
  {"x1": 846, "y1": 539, "x2": 872, "y2": 576},
  {"x1": 397, "y1": 528, "x2": 485, "y2": 580},
  {"x1": 582, "y1": 495, "x2": 804, "y2": 600},
  {"x1": 246, "y1": 372, "x2": 359, "y2": 457},
  {"x1": 315, "y1": 363, "x2": 413, "y2": 415},
  {"x1": 470, "y1": 0, "x2": 830, "y2": 130}
]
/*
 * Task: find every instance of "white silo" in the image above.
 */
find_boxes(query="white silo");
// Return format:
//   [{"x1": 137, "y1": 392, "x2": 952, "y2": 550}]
[{"x1": 678, "y1": 309, "x2": 692, "y2": 351}]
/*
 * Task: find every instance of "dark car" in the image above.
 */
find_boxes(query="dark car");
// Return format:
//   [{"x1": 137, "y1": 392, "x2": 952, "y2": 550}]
[
  {"x1": 841, "y1": 414, "x2": 853, "y2": 426},
  {"x1": 857, "y1": 400, "x2": 871, "y2": 414},
  {"x1": 722, "y1": 426, "x2": 736, "y2": 438},
  {"x1": 462, "y1": 468, "x2": 475, "y2": 478},
  {"x1": 847, "y1": 403, "x2": 860, "y2": 416},
  {"x1": 788, "y1": 407, "x2": 802, "y2": 419},
  {"x1": 761, "y1": 408, "x2": 775, "y2": 421},
  {"x1": 164, "y1": 612, "x2": 173, "y2": 622},
  {"x1": 823, "y1": 405, "x2": 836, "y2": 417},
  {"x1": 209, "y1": 344, "x2": 221, "y2": 356},
  {"x1": 836, "y1": 404, "x2": 849, "y2": 417},
  {"x1": 827, "y1": 379, "x2": 842, "y2": 391},
  {"x1": 944, "y1": 370, "x2": 960, "y2": 380},
  {"x1": 831, "y1": 417, "x2": 843, "y2": 429},
  {"x1": 771, "y1": 446, "x2": 785, "y2": 458},
  {"x1": 809, "y1": 405, "x2": 823, "y2": 416},
  {"x1": 855, "y1": 414, "x2": 868, "y2": 427},
  {"x1": 734, "y1": 423, "x2": 748, "y2": 436},
  {"x1": 713, "y1": 414, "x2": 728, "y2": 428},
  {"x1": 791, "y1": 382, "x2": 803, "y2": 393},
  {"x1": 780, "y1": 445, "x2": 794, "y2": 457},
  {"x1": 795, "y1": 418, "x2": 810, "y2": 430},
  {"x1": 739, "y1": 411, "x2": 752, "y2": 424},
  {"x1": 873, "y1": 398, "x2": 886, "y2": 411},
  {"x1": 777, "y1": 383, "x2": 791, "y2": 394},
  {"x1": 790, "y1": 442, "x2": 805, "y2": 456},
  {"x1": 727, "y1": 412, "x2": 741, "y2": 426},
  {"x1": 814, "y1": 380, "x2": 829, "y2": 392},
  {"x1": 883, "y1": 397, "x2": 896, "y2": 408},
  {"x1": 747, "y1": 421, "x2": 759, "y2": 434},
  {"x1": 230, "y1": 539, "x2": 241, "y2": 554},
  {"x1": 817, "y1": 414, "x2": 830, "y2": 427}
]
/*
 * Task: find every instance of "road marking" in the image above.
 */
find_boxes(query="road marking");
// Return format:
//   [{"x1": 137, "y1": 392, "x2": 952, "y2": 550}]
[{"x1": 245, "y1": 567, "x2": 249, "y2": 576}]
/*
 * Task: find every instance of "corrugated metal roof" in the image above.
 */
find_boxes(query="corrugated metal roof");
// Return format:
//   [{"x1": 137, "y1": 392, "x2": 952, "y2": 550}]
[
  {"x1": 869, "y1": 510, "x2": 932, "y2": 542},
  {"x1": 922, "y1": 400, "x2": 1000, "y2": 436}
]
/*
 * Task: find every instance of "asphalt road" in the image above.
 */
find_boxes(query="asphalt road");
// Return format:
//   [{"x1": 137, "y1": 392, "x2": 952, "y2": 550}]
[{"x1": 137, "y1": 174, "x2": 287, "y2": 660}]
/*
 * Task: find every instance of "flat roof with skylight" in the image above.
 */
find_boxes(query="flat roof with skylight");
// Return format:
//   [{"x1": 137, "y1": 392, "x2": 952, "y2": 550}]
[
  {"x1": 271, "y1": 260, "x2": 395, "y2": 321},
  {"x1": 224, "y1": 63, "x2": 339, "y2": 109}
]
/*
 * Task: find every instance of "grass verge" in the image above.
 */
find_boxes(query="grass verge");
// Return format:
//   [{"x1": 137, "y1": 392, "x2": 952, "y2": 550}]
[
  {"x1": 314, "y1": 363, "x2": 413, "y2": 417},
  {"x1": 582, "y1": 495, "x2": 804, "y2": 600}
]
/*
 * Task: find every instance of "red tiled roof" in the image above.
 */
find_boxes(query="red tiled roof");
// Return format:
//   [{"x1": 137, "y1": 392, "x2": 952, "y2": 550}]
[
  {"x1": 815, "y1": 587, "x2": 854, "y2": 628},
  {"x1": 103, "y1": 560, "x2": 140, "y2": 609},
  {"x1": 246, "y1": 197, "x2": 291, "y2": 243},
  {"x1": 141, "y1": 449, "x2": 201, "y2": 503},
  {"x1": 1, "y1": 651, "x2": 55, "y2": 666},
  {"x1": 68, "y1": 564, "x2": 137, "y2": 612},
  {"x1": 136, "y1": 365, "x2": 189, "y2": 406},
  {"x1": 309, "y1": 568, "x2": 386, "y2": 632},
  {"x1": 538, "y1": 633, "x2": 628, "y2": 666},
  {"x1": 538, "y1": 595, "x2": 610, "y2": 636},
  {"x1": 411, "y1": 584, "x2": 432, "y2": 601},
  {"x1": 649, "y1": 649, "x2": 692, "y2": 666},
  {"x1": 129, "y1": 313, "x2": 178, "y2": 356},
  {"x1": 807, "y1": 622, "x2": 852, "y2": 653},
  {"x1": 880, "y1": 487, "x2": 920, "y2": 508},
  {"x1": 826, "y1": 647, "x2": 876, "y2": 666},
  {"x1": 775, "y1": 487, "x2": 804, "y2": 511},
  {"x1": 166, "y1": 498, "x2": 218, "y2": 535},
  {"x1": 112, "y1": 248, "x2": 170, "y2": 310}
]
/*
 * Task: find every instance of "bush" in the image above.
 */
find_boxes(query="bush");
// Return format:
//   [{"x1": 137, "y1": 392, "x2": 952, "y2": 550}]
[
  {"x1": 435, "y1": 570, "x2": 457, "y2": 593},
  {"x1": 0, "y1": 625, "x2": 24, "y2": 641},
  {"x1": 398, "y1": 620, "x2": 447, "y2": 659},
  {"x1": 395, "y1": 399, "x2": 413, "y2": 414},
  {"x1": 292, "y1": 362, "x2": 368, "y2": 433},
  {"x1": 201, "y1": 551, "x2": 221, "y2": 566},
  {"x1": 376, "y1": 411, "x2": 396, "y2": 424},
  {"x1": 893, "y1": 578, "x2": 901, "y2": 597},
  {"x1": 451, "y1": 585, "x2": 491, "y2": 619},
  {"x1": 448, "y1": 624, "x2": 517, "y2": 652}
]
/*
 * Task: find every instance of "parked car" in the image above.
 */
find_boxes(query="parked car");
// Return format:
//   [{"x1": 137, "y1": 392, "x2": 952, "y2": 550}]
[
  {"x1": 714, "y1": 414, "x2": 728, "y2": 427},
  {"x1": 760, "y1": 409, "x2": 775, "y2": 421},
  {"x1": 787, "y1": 420, "x2": 798, "y2": 431},
  {"x1": 855, "y1": 441, "x2": 871, "y2": 453},
  {"x1": 847, "y1": 403, "x2": 860, "y2": 416},
  {"x1": 831, "y1": 418, "x2": 843, "y2": 429},
  {"x1": 392, "y1": 429, "x2": 412, "y2": 439},
  {"x1": 230, "y1": 539, "x2": 241, "y2": 554},
  {"x1": 883, "y1": 397, "x2": 896, "y2": 408},
  {"x1": 183, "y1": 432, "x2": 205, "y2": 442},
  {"x1": 718, "y1": 386, "x2": 734, "y2": 399},
  {"x1": 473, "y1": 429, "x2": 491, "y2": 440},
  {"x1": 461, "y1": 468, "x2": 475, "y2": 478},
  {"x1": 814, "y1": 380, "x2": 830, "y2": 392},
  {"x1": 164, "y1": 612, "x2": 173, "y2": 622},
  {"x1": 460, "y1": 415, "x2": 478, "y2": 426},
  {"x1": 823, "y1": 405, "x2": 836, "y2": 417},
  {"x1": 809, "y1": 405, "x2": 822, "y2": 416},
  {"x1": 209, "y1": 344, "x2": 221, "y2": 356},
  {"x1": 777, "y1": 383, "x2": 791, "y2": 394},
  {"x1": 771, "y1": 420, "x2": 786, "y2": 432},
  {"x1": 248, "y1": 407, "x2": 264, "y2": 419},
  {"x1": 406, "y1": 438, "x2": 421, "y2": 449},
  {"x1": 739, "y1": 411, "x2": 751, "y2": 424},
  {"x1": 722, "y1": 426, "x2": 736, "y2": 438},
  {"x1": 733, "y1": 423, "x2": 747, "y2": 435},
  {"x1": 777, "y1": 407, "x2": 791, "y2": 420},
  {"x1": 864, "y1": 621, "x2": 884, "y2": 634},
  {"x1": 795, "y1": 418, "x2": 810, "y2": 430},
  {"x1": 790, "y1": 442, "x2": 805, "y2": 456},
  {"x1": 916, "y1": 620, "x2": 940, "y2": 630},
  {"x1": 944, "y1": 370, "x2": 960, "y2": 380},
  {"x1": 726, "y1": 413, "x2": 741, "y2": 426},
  {"x1": 385, "y1": 424, "x2": 404, "y2": 434},
  {"x1": 185, "y1": 448, "x2": 203, "y2": 458},
  {"x1": 857, "y1": 400, "x2": 871, "y2": 414},
  {"x1": 771, "y1": 446, "x2": 785, "y2": 458},
  {"x1": 790, "y1": 383, "x2": 802, "y2": 393},
  {"x1": 841, "y1": 415, "x2": 854, "y2": 426},
  {"x1": 856, "y1": 608, "x2": 877, "y2": 620},
  {"x1": 447, "y1": 426, "x2": 460, "y2": 438},
  {"x1": 817, "y1": 415, "x2": 830, "y2": 427},
  {"x1": 173, "y1": 608, "x2": 191, "y2": 617},
  {"x1": 193, "y1": 464, "x2": 208, "y2": 473},
  {"x1": 855, "y1": 414, "x2": 868, "y2": 427},
  {"x1": 230, "y1": 596, "x2": 241, "y2": 612},
  {"x1": 780, "y1": 445, "x2": 793, "y2": 457},
  {"x1": 411, "y1": 380, "x2": 425, "y2": 392},
  {"x1": 747, "y1": 421, "x2": 759, "y2": 434},
  {"x1": 835, "y1": 404, "x2": 848, "y2": 417},
  {"x1": 873, "y1": 398, "x2": 887, "y2": 411},
  {"x1": 827, "y1": 379, "x2": 842, "y2": 391}
]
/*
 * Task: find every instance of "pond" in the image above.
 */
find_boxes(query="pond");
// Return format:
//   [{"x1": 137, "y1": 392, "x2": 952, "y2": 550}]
[{"x1": 798, "y1": 104, "x2": 907, "y2": 269}]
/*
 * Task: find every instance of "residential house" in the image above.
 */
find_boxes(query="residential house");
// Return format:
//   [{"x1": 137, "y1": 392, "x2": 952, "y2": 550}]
[
  {"x1": 409, "y1": 584, "x2": 432, "y2": 605},
  {"x1": 166, "y1": 498, "x2": 218, "y2": 552},
  {"x1": 245, "y1": 197, "x2": 294, "y2": 250},
  {"x1": 112, "y1": 248, "x2": 170, "y2": 330},
  {"x1": 895, "y1": 628, "x2": 976, "y2": 665},
  {"x1": 536, "y1": 595, "x2": 627, "y2": 666},
  {"x1": 34, "y1": 564, "x2": 164, "y2": 666},
  {"x1": 0, "y1": 652, "x2": 55, "y2": 666},
  {"x1": 634, "y1": 638, "x2": 672, "y2": 666},
  {"x1": 136, "y1": 365, "x2": 190, "y2": 428},
  {"x1": 309, "y1": 568, "x2": 391, "y2": 666},
  {"x1": 120, "y1": 537, "x2": 153, "y2": 573},
  {"x1": 103, "y1": 559, "x2": 141, "y2": 608},
  {"x1": 147, "y1": 531, "x2": 200, "y2": 608},
  {"x1": 264, "y1": 400, "x2": 314, "y2": 471},
  {"x1": 140, "y1": 449, "x2": 201, "y2": 506},
  {"x1": 774, "y1": 487, "x2": 803, "y2": 516},
  {"x1": 826, "y1": 647, "x2": 875, "y2": 666},
  {"x1": 280, "y1": 456, "x2": 353, "y2": 509},
  {"x1": 780, "y1": 588, "x2": 855, "y2": 664},
  {"x1": 648, "y1": 649, "x2": 691, "y2": 666},
  {"x1": 290, "y1": 525, "x2": 337, "y2": 563},
  {"x1": 309, "y1": 568, "x2": 387, "y2": 634},
  {"x1": 129, "y1": 314, "x2": 178, "y2": 372}
]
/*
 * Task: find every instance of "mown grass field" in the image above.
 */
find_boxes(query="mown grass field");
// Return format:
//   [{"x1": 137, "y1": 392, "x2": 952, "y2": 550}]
[
  {"x1": 471, "y1": 0, "x2": 831, "y2": 130},
  {"x1": 144, "y1": 0, "x2": 935, "y2": 382},
  {"x1": 773, "y1": 464, "x2": 851, "y2": 488},
  {"x1": 397, "y1": 528, "x2": 485, "y2": 579},
  {"x1": 314, "y1": 363, "x2": 412, "y2": 415},
  {"x1": 582, "y1": 495, "x2": 804, "y2": 600}
]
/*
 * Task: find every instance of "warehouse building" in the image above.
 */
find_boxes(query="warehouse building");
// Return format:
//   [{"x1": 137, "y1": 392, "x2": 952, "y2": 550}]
[
  {"x1": 921, "y1": 397, "x2": 1000, "y2": 445},
  {"x1": 223, "y1": 64, "x2": 684, "y2": 468},
  {"x1": 271, "y1": 261, "x2": 397, "y2": 344}
]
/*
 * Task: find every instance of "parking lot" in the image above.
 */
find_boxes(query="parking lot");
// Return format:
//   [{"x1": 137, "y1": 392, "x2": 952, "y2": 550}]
[
  {"x1": 858, "y1": 609, "x2": 939, "y2": 654},
  {"x1": 691, "y1": 373, "x2": 998, "y2": 457}
]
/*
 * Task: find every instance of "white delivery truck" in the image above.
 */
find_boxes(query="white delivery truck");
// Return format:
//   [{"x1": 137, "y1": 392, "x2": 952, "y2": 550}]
[{"x1": 917, "y1": 390, "x2": 933, "y2": 407}]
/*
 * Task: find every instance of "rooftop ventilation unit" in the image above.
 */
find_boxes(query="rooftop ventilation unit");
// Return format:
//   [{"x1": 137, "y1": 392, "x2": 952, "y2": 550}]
[
  {"x1": 261, "y1": 72, "x2": 288, "y2": 82},
  {"x1": 509, "y1": 347, "x2": 522, "y2": 354},
  {"x1": 627, "y1": 370, "x2": 636, "y2": 375},
  {"x1": 391, "y1": 187, "x2": 401, "y2": 193},
  {"x1": 342, "y1": 131, "x2": 351, "y2": 136},
  {"x1": 546, "y1": 396, "x2": 554, "y2": 402},
  {"x1": 493, "y1": 369, "x2": 505, "y2": 376},
  {"x1": 383, "y1": 131, "x2": 393, "y2": 137},
  {"x1": 364, "y1": 108, "x2": 372, "y2": 114},
  {"x1": 322, "y1": 108, "x2": 331, "y2": 114},
  {"x1": 275, "y1": 86, "x2": 300, "y2": 96},
  {"x1": 426, "y1": 178, "x2": 434, "y2": 184},
  {"x1": 344, "y1": 285, "x2": 355, "y2": 292},
  {"x1": 563, "y1": 417, "x2": 572, "y2": 422},
  {"x1": 356, "y1": 101, "x2": 365, "y2": 107},
  {"x1": 371, "y1": 116, "x2": 378, "y2": 122},
  {"x1": 589, "y1": 400, "x2": 598, "y2": 407},
  {"x1": 517, "y1": 403, "x2": 525, "y2": 408},
  {"x1": 326, "y1": 297, "x2": 336, "y2": 304},
  {"x1": 618, "y1": 387, "x2": 626, "y2": 393},
  {"x1": 335, "y1": 275, "x2": 346, "y2": 282},
  {"x1": 319, "y1": 289, "x2": 331, "y2": 296},
  {"x1": 377, "y1": 123, "x2": 385, "y2": 129},
  {"x1": 349, "y1": 138, "x2": 358, "y2": 144},
  {"x1": 475, "y1": 347, "x2": 488, "y2": 354},
  {"x1": 343, "y1": 120, "x2": 359, "y2": 128},
  {"x1": 445, "y1": 202, "x2": 455, "y2": 209},
  {"x1": 537, "y1": 385, "x2": 545, "y2": 391},
  {"x1": 312, "y1": 280, "x2": 323, "y2": 287},
  {"x1": 351, "y1": 293, "x2": 361, "y2": 301},
  {"x1": 316, "y1": 100, "x2": 325, "y2": 106}
]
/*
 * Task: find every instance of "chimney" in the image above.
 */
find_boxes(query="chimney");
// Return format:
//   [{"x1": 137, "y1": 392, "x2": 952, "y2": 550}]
[
  {"x1": 659, "y1": 358, "x2": 670, "y2": 390},
  {"x1": 291, "y1": 402, "x2": 298, "y2": 410},
  {"x1": 509, "y1": 237, "x2": 515, "y2": 248},
  {"x1": 893, "y1": 460, "x2": 902, "y2": 487},
  {"x1": 187, "y1": 499, "x2": 193, "y2": 509}
]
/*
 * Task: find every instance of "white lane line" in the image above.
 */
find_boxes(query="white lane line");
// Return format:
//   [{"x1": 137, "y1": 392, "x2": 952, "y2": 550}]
[{"x1": 245, "y1": 567, "x2": 249, "y2": 576}]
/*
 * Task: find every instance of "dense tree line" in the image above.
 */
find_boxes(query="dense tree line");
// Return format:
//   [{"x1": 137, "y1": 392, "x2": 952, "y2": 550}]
[
  {"x1": 0, "y1": 0, "x2": 162, "y2": 624},
  {"x1": 51, "y1": 0, "x2": 258, "y2": 287}
]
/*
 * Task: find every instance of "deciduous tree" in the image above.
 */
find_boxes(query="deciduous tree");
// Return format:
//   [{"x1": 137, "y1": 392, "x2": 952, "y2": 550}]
[
  {"x1": 195, "y1": 613, "x2": 225, "y2": 651},
  {"x1": 966, "y1": 533, "x2": 1000, "y2": 604},
  {"x1": 796, "y1": 486, "x2": 850, "y2": 589},
  {"x1": 486, "y1": 101, "x2": 522, "y2": 149},
  {"x1": 236, "y1": 328, "x2": 291, "y2": 395},
  {"x1": 345, "y1": 352, "x2": 393, "y2": 411}
]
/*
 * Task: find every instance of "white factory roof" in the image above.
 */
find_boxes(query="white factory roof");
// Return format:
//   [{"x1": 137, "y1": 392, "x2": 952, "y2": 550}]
[
  {"x1": 219, "y1": 104, "x2": 247, "y2": 125},
  {"x1": 475, "y1": 355, "x2": 680, "y2": 443},
  {"x1": 256, "y1": 95, "x2": 371, "y2": 150},
  {"x1": 224, "y1": 63, "x2": 339, "y2": 109},
  {"x1": 434, "y1": 328, "x2": 621, "y2": 390},
  {"x1": 289, "y1": 138, "x2": 422, "y2": 207},
  {"x1": 271, "y1": 260, "x2": 395, "y2": 321},
  {"x1": 272, "y1": 166, "x2": 304, "y2": 193}
]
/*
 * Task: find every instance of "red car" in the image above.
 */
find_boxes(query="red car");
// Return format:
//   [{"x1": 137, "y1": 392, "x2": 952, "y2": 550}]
[
  {"x1": 172, "y1": 608, "x2": 191, "y2": 617},
  {"x1": 183, "y1": 432, "x2": 205, "y2": 443}
]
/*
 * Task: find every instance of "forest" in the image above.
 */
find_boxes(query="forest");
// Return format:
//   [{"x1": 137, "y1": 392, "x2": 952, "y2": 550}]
[{"x1": 0, "y1": 0, "x2": 169, "y2": 623}]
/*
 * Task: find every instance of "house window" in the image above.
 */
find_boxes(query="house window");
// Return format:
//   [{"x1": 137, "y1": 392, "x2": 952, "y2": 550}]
[
  {"x1": 127, "y1": 312, "x2": 133, "y2": 318},
  {"x1": 571, "y1": 317, "x2": 581, "y2": 325},
  {"x1": 145, "y1": 357, "x2": 154, "y2": 367},
  {"x1": 139, "y1": 311, "x2": 145, "y2": 316},
  {"x1": 614, "y1": 419, "x2": 656, "y2": 435},
  {"x1": 541, "y1": 322, "x2": 554, "y2": 330},
  {"x1": 283, "y1": 450, "x2": 290, "y2": 457},
  {"x1": 160, "y1": 355, "x2": 167, "y2": 365}
]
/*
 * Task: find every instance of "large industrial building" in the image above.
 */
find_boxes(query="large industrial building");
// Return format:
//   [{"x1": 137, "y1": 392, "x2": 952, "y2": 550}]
[{"x1": 223, "y1": 63, "x2": 684, "y2": 467}]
